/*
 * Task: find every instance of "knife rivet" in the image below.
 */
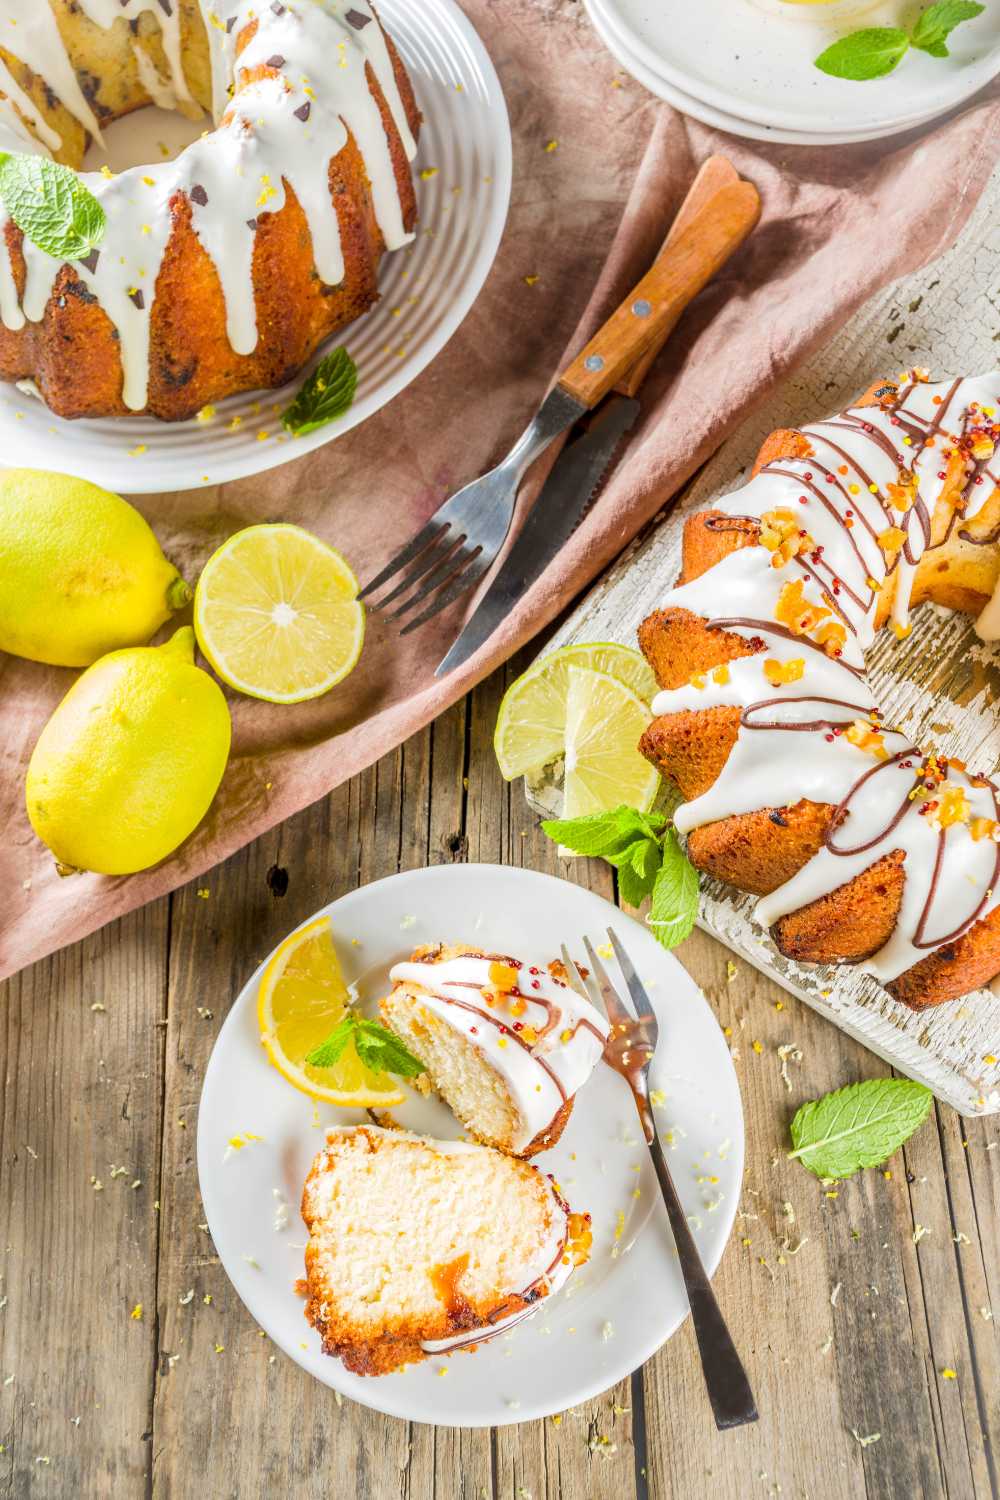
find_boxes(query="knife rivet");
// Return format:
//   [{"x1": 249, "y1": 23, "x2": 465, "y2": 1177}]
[
  {"x1": 632, "y1": 299, "x2": 652, "y2": 318},
  {"x1": 584, "y1": 354, "x2": 604, "y2": 372}
]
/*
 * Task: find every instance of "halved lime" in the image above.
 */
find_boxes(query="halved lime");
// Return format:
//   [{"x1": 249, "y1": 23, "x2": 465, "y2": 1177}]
[
  {"x1": 563, "y1": 665, "x2": 659, "y2": 818},
  {"x1": 194, "y1": 524, "x2": 364, "y2": 704},
  {"x1": 494, "y1": 641, "x2": 658, "y2": 780}
]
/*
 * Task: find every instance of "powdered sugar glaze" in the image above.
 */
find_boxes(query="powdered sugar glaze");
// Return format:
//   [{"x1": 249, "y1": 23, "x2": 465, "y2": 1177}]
[
  {"x1": 0, "y1": 0, "x2": 416, "y2": 410},
  {"x1": 389, "y1": 951, "x2": 610, "y2": 1153},
  {"x1": 651, "y1": 374, "x2": 1000, "y2": 987}
]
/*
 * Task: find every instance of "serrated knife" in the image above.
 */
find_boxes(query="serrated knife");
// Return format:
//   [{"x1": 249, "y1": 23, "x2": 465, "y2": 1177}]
[{"x1": 435, "y1": 157, "x2": 759, "y2": 677}]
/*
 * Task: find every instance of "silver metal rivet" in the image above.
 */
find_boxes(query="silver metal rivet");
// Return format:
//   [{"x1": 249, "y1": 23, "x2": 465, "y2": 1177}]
[
  {"x1": 584, "y1": 354, "x2": 605, "y2": 372},
  {"x1": 632, "y1": 298, "x2": 652, "y2": 317}
]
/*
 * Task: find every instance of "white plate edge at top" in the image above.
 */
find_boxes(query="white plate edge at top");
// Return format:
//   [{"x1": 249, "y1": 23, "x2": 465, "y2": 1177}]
[{"x1": 0, "y1": 0, "x2": 513, "y2": 495}]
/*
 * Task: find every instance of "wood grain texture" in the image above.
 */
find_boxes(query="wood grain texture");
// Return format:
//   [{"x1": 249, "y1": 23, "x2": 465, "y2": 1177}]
[{"x1": 2, "y1": 645, "x2": 998, "y2": 1498}]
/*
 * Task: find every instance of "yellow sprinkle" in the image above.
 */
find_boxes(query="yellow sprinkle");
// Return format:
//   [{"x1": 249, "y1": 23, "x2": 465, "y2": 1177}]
[
  {"x1": 523, "y1": 274, "x2": 539, "y2": 286},
  {"x1": 551, "y1": 1415, "x2": 562, "y2": 1427},
  {"x1": 497, "y1": 1037, "x2": 508, "y2": 1049},
  {"x1": 256, "y1": 430, "x2": 270, "y2": 442},
  {"x1": 203, "y1": 1294, "x2": 213, "y2": 1305},
  {"x1": 984, "y1": 1054, "x2": 997, "y2": 1065},
  {"x1": 723, "y1": 1025, "x2": 732, "y2": 1037},
  {"x1": 774, "y1": 1001, "x2": 783, "y2": 1011},
  {"x1": 726, "y1": 960, "x2": 737, "y2": 983},
  {"x1": 419, "y1": 167, "x2": 438, "y2": 179},
  {"x1": 545, "y1": 139, "x2": 558, "y2": 152},
  {"x1": 196, "y1": 405, "x2": 216, "y2": 424},
  {"x1": 751, "y1": 1040, "x2": 763, "y2": 1054},
  {"x1": 130, "y1": 1304, "x2": 143, "y2": 1320},
  {"x1": 214, "y1": 1344, "x2": 225, "y2": 1355},
  {"x1": 941, "y1": 1367, "x2": 957, "y2": 1380},
  {"x1": 196, "y1": 888, "x2": 210, "y2": 900},
  {"x1": 437, "y1": 1366, "x2": 448, "y2": 1376},
  {"x1": 883, "y1": 1170, "x2": 892, "y2": 1180},
  {"x1": 142, "y1": 175, "x2": 155, "y2": 187},
  {"x1": 825, "y1": 1190, "x2": 839, "y2": 1199},
  {"x1": 127, "y1": 445, "x2": 147, "y2": 457},
  {"x1": 100, "y1": 164, "x2": 114, "y2": 179}
]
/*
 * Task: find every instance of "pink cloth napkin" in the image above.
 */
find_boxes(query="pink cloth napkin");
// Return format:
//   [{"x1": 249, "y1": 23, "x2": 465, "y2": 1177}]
[{"x1": 3, "y1": 2, "x2": 1000, "y2": 979}]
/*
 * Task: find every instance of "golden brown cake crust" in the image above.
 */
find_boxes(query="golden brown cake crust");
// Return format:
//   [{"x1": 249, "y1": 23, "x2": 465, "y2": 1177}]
[
  {"x1": 637, "y1": 380, "x2": 1000, "y2": 1009},
  {"x1": 299, "y1": 1128, "x2": 552, "y2": 1376},
  {"x1": 0, "y1": 10, "x2": 421, "y2": 420}
]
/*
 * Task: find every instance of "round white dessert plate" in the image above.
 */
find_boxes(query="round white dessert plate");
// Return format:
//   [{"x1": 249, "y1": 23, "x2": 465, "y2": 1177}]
[
  {"x1": 197, "y1": 864, "x2": 745, "y2": 1427},
  {"x1": 0, "y1": 0, "x2": 511, "y2": 495},
  {"x1": 585, "y1": 0, "x2": 949, "y2": 145},
  {"x1": 598, "y1": 0, "x2": 1000, "y2": 136}
]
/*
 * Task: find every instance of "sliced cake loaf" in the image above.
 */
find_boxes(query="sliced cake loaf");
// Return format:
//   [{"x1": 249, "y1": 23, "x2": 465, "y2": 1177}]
[
  {"x1": 380, "y1": 945, "x2": 610, "y2": 1157},
  {"x1": 300, "y1": 1125, "x2": 592, "y2": 1375}
]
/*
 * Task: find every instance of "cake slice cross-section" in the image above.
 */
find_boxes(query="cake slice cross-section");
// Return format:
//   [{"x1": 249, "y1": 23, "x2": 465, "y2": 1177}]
[
  {"x1": 380, "y1": 944, "x2": 611, "y2": 1156},
  {"x1": 300, "y1": 1125, "x2": 591, "y2": 1375}
]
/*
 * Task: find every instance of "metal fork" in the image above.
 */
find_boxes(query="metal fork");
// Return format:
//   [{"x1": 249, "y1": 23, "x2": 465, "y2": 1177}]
[
  {"x1": 357, "y1": 387, "x2": 582, "y2": 634},
  {"x1": 358, "y1": 179, "x2": 761, "y2": 633},
  {"x1": 561, "y1": 929, "x2": 759, "y2": 1432}
]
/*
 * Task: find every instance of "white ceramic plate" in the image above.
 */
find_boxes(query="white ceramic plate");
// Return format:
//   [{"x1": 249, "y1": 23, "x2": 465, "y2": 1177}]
[
  {"x1": 600, "y1": 0, "x2": 1000, "y2": 136},
  {"x1": 0, "y1": 0, "x2": 511, "y2": 496},
  {"x1": 197, "y1": 864, "x2": 744, "y2": 1427},
  {"x1": 585, "y1": 0, "x2": 950, "y2": 145}
]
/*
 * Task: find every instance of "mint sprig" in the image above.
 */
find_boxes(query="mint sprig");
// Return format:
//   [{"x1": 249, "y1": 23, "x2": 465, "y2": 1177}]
[
  {"x1": 540, "y1": 804, "x2": 699, "y2": 951},
  {"x1": 305, "y1": 1013, "x2": 424, "y2": 1077},
  {"x1": 281, "y1": 346, "x2": 358, "y2": 437},
  {"x1": 814, "y1": 2, "x2": 983, "y2": 80},
  {"x1": 788, "y1": 1078, "x2": 932, "y2": 1180},
  {"x1": 0, "y1": 152, "x2": 106, "y2": 260}
]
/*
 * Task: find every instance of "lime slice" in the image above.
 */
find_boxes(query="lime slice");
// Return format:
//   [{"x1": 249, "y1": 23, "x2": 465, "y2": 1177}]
[
  {"x1": 257, "y1": 915, "x2": 405, "y2": 1108},
  {"x1": 494, "y1": 641, "x2": 658, "y2": 780},
  {"x1": 194, "y1": 524, "x2": 364, "y2": 703},
  {"x1": 563, "y1": 665, "x2": 659, "y2": 819}
]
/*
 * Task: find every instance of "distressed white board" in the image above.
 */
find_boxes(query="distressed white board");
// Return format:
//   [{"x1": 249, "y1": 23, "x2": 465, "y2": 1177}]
[{"x1": 533, "y1": 168, "x2": 1000, "y2": 1116}]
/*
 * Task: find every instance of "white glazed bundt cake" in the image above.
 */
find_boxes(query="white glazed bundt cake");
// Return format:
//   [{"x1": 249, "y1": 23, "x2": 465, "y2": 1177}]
[
  {"x1": 299, "y1": 1125, "x2": 592, "y2": 1375},
  {"x1": 639, "y1": 372, "x2": 1000, "y2": 1011},
  {"x1": 0, "y1": 0, "x2": 419, "y2": 418},
  {"x1": 381, "y1": 944, "x2": 610, "y2": 1157}
]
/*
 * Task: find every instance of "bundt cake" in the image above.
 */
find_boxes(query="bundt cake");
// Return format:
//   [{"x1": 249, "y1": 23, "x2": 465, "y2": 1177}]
[
  {"x1": 300, "y1": 1125, "x2": 592, "y2": 1375},
  {"x1": 0, "y1": 0, "x2": 419, "y2": 419},
  {"x1": 639, "y1": 372, "x2": 1000, "y2": 1011},
  {"x1": 381, "y1": 944, "x2": 610, "y2": 1157}
]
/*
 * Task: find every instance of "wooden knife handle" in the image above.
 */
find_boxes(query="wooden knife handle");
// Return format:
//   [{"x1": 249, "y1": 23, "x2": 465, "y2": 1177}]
[
  {"x1": 614, "y1": 156, "x2": 741, "y2": 400},
  {"x1": 557, "y1": 179, "x2": 760, "y2": 411}
]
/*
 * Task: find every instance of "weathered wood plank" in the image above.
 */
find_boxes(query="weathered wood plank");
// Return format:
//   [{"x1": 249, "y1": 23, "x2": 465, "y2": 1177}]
[{"x1": 0, "y1": 902, "x2": 168, "y2": 1497}]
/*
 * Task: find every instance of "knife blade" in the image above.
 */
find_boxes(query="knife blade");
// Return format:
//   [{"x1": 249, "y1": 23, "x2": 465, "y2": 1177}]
[{"x1": 434, "y1": 394, "x2": 640, "y2": 676}]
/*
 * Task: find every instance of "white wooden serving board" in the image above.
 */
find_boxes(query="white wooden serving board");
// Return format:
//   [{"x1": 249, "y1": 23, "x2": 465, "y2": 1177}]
[{"x1": 531, "y1": 167, "x2": 1000, "y2": 1117}]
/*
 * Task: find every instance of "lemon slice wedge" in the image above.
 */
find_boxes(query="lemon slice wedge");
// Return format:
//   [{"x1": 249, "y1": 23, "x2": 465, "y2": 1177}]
[
  {"x1": 563, "y1": 665, "x2": 659, "y2": 819},
  {"x1": 257, "y1": 915, "x2": 405, "y2": 1107},
  {"x1": 494, "y1": 641, "x2": 658, "y2": 780},
  {"x1": 194, "y1": 524, "x2": 364, "y2": 703}
]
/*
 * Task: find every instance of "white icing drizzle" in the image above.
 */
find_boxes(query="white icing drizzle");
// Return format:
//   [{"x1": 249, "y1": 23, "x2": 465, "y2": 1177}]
[
  {"x1": 0, "y1": 0, "x2": 417, "y2": 412},
  {"x1": 389, "y1": 951, "x2": 610, "y2": 1153},
  {"x1": 0, "y1": 0, "x2": 104, "y2": 145},
  {"x1": 76, "y1": 0, "x2": 193, "y2": 109},
  {"x1": 650, "y1": 374, "x2": 1000, "y2": 986}
]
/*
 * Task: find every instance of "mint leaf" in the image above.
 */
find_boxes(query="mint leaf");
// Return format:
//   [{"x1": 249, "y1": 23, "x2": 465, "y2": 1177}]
[
  {"x1": 814, "y1": 27, "x2": 911, "y2": 79},
  {"x1": 353, "y1": 1019, "x2": 425, "y2": 1077},
  {"x1": 281, "y1": 346, "x2": 357, "y2": 437},
  {"x1": 617, "y1": 838, "x2": 662, "y2": 908},
  {"x1": 911, "y1": 0, "x2": 984, "y2": 54},
  {"x1": 646, "y1": 829, "x2": 698, "y2": 950},
  {"x1": 788, "y1": 1078, "x2": 932, "y2": 1180},
  {"x1": 541, "y1": 805, "x2": 665, "y2": 859},
  {"x1": 304, "y1": 1015, "x2": 357, "y2": 1070},
  {"x1": 0, "y1": 152, "x2": 106, "y2": 260}
]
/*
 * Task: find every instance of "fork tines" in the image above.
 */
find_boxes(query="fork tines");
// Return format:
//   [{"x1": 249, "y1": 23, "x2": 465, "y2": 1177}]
[{"x1": 358, "y1": 519, "x2": 487, "y2": 634}]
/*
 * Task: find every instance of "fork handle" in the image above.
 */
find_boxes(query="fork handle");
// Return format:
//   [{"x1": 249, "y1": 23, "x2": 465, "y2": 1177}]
[
  {"x1": 648, "y1": 1132, "x2": 759, "y2": 1430},
  {"x1": 557, "y1": 180, "x2": 760, "y2": 411}
]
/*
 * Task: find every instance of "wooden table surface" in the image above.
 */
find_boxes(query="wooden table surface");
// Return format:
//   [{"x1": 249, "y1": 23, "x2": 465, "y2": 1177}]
[{"x1": 2, "y1": 640, "x2": 999, "y2": 1500}]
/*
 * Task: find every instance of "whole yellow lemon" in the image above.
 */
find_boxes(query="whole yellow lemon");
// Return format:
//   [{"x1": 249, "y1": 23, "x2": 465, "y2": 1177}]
[
  {"x1": 0, "y1": 468, "x2": 191, "y2": 667},
  {"x1": 26, "y1": 627, "x2": 231, "y2": 875}
]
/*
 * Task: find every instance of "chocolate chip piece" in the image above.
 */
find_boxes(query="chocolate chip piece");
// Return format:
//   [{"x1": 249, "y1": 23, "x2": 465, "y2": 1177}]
[
  {"x1": 129, "y1": 288, "x2": 145, "y2": 310},
  {"x1": 246, "y1": 217, "x2": 258, "y2": 231},
  {"x1": 294, "y1": 101, "x2": 311, "y2": 121},
  {"x1": 189, "y1": 184, "x2": 208, "y2": 206},
  {"x1": 345, "y1": 7, "x2": 372, "y2": 28},
  {"x1": 77, "y1": 249, "x2": 100, "y2": 274},
  {"x1": 226, "y1": 16, "x2": 236, "y2": 31}
]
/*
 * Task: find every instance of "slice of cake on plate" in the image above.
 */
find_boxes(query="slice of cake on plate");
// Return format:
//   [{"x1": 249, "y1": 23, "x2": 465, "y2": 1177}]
[
  {"x1": 380, "y1": 944, "x2": 610, "y2": 1156},
  {"x1": 300, "y1": 1125, "x2": 592, "y2": 1375}
]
